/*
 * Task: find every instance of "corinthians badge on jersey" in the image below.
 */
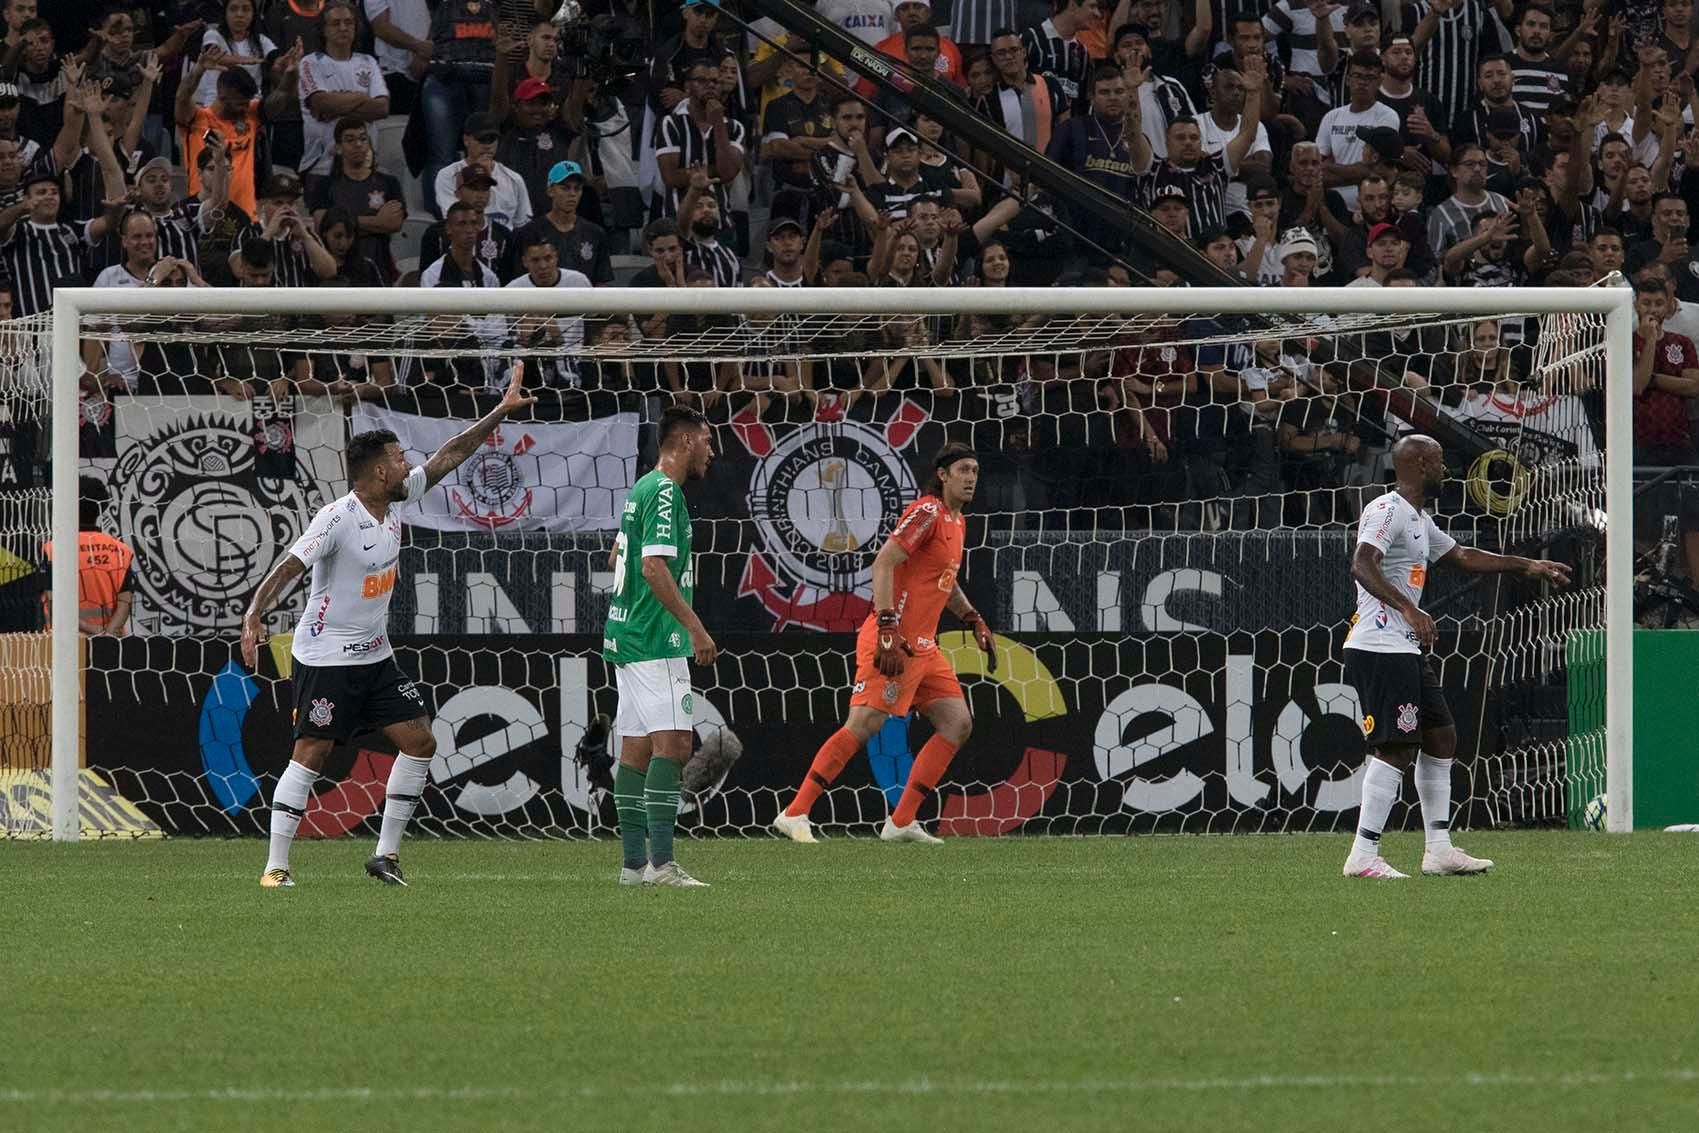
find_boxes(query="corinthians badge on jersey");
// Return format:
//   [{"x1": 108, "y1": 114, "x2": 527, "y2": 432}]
[{"x1": 730, "y1": 402, "x2": 928, "y2": 631}]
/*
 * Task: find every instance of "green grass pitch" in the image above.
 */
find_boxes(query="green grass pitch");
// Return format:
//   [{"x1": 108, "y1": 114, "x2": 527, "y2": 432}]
[{"x1": 3, "y1": 831, "x2": 1697, "y2": 1132}]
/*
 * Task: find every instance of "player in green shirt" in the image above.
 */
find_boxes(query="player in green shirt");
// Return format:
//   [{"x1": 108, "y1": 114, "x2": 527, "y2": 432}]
[{"x1": 604, "y1": 405, "x2": 718, "y2": 888}]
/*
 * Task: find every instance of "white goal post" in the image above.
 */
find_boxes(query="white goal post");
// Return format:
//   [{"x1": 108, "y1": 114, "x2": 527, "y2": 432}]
[{"x1": 42, "y1": 285, "x2": 1636, "y2": 839}]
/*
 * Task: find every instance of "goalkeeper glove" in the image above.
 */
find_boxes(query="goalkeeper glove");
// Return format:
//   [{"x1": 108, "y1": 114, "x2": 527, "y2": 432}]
[
  {"x1": 873, "y1": 609, "x2": 912, "y2": 677},
  {"x1": 961, "y1": 610, "x2": 996, "y2": 672}
]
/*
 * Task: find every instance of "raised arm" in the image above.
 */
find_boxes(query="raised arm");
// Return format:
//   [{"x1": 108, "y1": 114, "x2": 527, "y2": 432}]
[{"x1": 421, "y1": 363, "x2": 537, "y2": 489}]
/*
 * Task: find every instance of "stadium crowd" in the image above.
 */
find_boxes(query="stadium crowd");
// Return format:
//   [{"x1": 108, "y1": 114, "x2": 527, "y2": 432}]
[{"x1": 1, "y1": 0, "x2": 1697, "y2": 523}]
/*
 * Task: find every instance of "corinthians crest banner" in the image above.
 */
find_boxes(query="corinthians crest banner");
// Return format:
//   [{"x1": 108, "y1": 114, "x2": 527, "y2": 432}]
[
  {"x1": 80, "y1": 395, "x2": 347, "y2": 635},
  {"x1": 351, "y1": 405, "x2": 638, "y2": 533}
]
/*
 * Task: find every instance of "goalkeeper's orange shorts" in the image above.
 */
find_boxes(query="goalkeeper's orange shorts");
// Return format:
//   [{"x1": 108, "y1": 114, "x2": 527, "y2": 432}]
[{"x1": 849, "y1": 624, "x2": 962, "y2": 717}]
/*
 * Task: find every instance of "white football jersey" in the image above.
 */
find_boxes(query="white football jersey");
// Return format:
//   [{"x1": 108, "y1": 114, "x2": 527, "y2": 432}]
[
  {"x1": 1343, "y1": 489, "x2": 1457, "y2": 655},
  {"x1": 288, "y1": 466, "x2": 427, "y2": 666}
]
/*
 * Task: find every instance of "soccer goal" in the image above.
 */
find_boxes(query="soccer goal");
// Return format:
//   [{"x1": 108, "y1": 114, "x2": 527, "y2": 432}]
[{"x1": 8, "y1": 283, "x2": 1632, "y2": 841}]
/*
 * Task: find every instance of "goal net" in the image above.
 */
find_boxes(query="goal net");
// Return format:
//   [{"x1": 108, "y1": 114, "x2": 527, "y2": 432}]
[{"x1": 4, "y1": 285, "x2": 1632, "y2": 840}]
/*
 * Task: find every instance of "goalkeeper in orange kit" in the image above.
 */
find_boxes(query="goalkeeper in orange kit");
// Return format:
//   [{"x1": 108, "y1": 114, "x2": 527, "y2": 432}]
[{"x1": 772, "y1": 442, "x2": 998, "y2": 844}]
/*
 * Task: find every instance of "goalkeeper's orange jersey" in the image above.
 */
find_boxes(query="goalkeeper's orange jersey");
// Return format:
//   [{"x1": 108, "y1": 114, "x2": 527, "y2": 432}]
[{"x1": 863, "y1": 495, "x2": 965, "y2": 656}]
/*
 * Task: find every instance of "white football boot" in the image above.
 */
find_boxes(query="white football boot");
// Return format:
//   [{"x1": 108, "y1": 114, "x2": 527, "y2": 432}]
[
  {"x1": 1342, "y1": 856, "x2": 1409, "y2": 879},
  {"x1": 879, "y1": 818, "x2": 944, "y2": 845},
  {"x1": 645, "y1": 861, "x2": 710, "y2": 887},
  {"x1": 1421, "y1": 846, "x2": 1494, "y2": 876},
  {"x1": 771, "y1": 811, "x2": 820, "y2": 843}
]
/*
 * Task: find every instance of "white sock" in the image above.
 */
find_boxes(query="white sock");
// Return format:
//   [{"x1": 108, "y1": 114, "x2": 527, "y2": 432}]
[
  {"x1": 266, "y1": 761, "x2": 317, "y2": 872},
  {"x1": 375, "y1": 754, "x2": 431, "y2": 858},
  {"x1": 1415, "y1": 754, "x2": 1454, "y2": 853},
  {"x1": 1349, "y1": 757, "x2": 1403, "y2": 862}
]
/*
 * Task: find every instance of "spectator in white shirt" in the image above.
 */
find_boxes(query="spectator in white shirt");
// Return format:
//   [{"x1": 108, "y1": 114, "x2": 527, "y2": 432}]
[
  {"x1": 433, "y1": 111, "x2": 533, "y2": 230},
  {"x1": 1316, "y1": 50, "x2": 1399, "y2": 211},
  {"x1": 297, "y1": 0, "x2": 389, "y2": 178},
  {"x1": 505, "y1": 230, "x2": 591, "y2": 386}
]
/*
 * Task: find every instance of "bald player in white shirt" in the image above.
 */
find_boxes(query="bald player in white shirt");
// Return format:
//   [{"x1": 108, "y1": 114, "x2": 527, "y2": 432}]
[
  {"x1": 241, "y1": 364, "x2": 536, "y2": 889},
  {"x1": 1341, "y1": 435, "x2": 1570, "y2": 880}
]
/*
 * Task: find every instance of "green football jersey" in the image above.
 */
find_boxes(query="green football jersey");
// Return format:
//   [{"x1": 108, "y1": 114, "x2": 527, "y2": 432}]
[{"x1": 602, "y1": 468, "x2": 694, "y2": 664}]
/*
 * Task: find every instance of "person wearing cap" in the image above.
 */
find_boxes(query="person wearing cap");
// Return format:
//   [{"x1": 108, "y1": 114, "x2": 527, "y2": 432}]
[
  {"x1": 495, "y1": 77, "x2": 582, "y2": 223},
  {"x1": 255, "y1": 167, "x2": 338, "y2": 285},
  {"x1": 863, "y1": 125, "x2": 933, "y2": 218},
  {"x1": 418, "y1": 165, "x2": 513, "y2": 278},
  {"x1": 764, "y1": 214, "x2": 809, "y2": 286},
  {"x1": 860, "y1": 2, "x2": 962, "y2": 91},
  {"x1": 1276, "y1": 227, "x2": 1318, "y2": 286},
  {"x1": 1322, "y1": 3, "x2": 1381, "y2": 106},
  {"x1": 1346, "y1": 220, "x2": 1409, "y2": 286},
  {"x1": 514, "y1": 160, "x2": 613, "y2": 286},
  {"x1": 1236, "y1": 173, "x2": 1282, "y2": 283},
  {"x1": 109, "y1": 154, "x2": 201, "y2": 270},
  {"x1": 1374, "y1": 34, "x2": 1451, "y2": 170},
  {"x1": 307, "y1": 117, "x2": 405, "y2": 281},
  {"x1": 647, "y1": 0, "x2": 733, "y2": 120},
  {"x1": 432, "y1": 110, "x2": 532, "y2": 230},
  {"x1": 297, "y1": 1, "x2": 388, "y2": 179},
  {"x1": 1315, "y1": 50, "x2": 1398, "y2": 212},
  {"x1": 1146, "y1": 183, "x2": 1192, "y2": 239}
]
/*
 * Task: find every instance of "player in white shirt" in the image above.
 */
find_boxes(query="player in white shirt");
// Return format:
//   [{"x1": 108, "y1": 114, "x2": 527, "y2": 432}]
[
  {"x1": 241, "y1": 364, "x2": 536, "y2": 889},
  {"x1": 1341, "y1": 436, "x2": 1570, "y2": 880}
]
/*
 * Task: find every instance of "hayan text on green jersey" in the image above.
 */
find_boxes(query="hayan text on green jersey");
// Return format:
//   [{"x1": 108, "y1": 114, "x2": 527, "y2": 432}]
[{"x1": 602, "y1": 469, "x2": 695, "y2": 663}]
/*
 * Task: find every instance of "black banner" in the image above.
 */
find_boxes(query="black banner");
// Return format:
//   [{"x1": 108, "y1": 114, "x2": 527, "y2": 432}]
[{"x1": 88, "y1": 630, "x2": 1506, "y2": 838}]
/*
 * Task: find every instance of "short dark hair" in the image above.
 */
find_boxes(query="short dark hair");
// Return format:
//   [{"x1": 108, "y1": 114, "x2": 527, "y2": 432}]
[
  {"x1": 1348, "y1": 49, "x2": 1381, "y2": 71},
  {"x1": 218, "y1": 65, "x2": 257, "y2": 99},
  {"x1": 1476, "y1": 51, "x2": 1511, "y2": 72},
  {"x1": 334, "y1": 117, "x2": 368, "y2": 142},
  {"x1": 518, "y1": 230, "x2": 558, "y2": 257},
  {"x1": 989, "y1": 26, "x2": 1018, "y2": 41},
  {"x1": 833, "y1": 92, "x2": 865, "y2": 114},
  {"x1": 78, "y1": 477, "x2": 107, "y2": 531},
  {"x1": 1632, "y1": 274, "x2": 1667, "y2": 297},
  {"x1": 904, "y1": 22, "x2": 940, "y2": 44},
  {"x1": 642, "y1": 216, "x2": 680, "y2": 248},
  {"x1": 1384, "y1": 268, "x2": 1419, "y2": 284},
  {"x1": 658, "y1": 405, "x2": 709, "y2": 450},
  {"x1": 1088, "y1": 61, "x2": 1122, "y2": 92},
  {"x1": 446, "y1": 201, "x2": 480, "y2": 223},
  {"x1": 237, "y1": 235, "x2": 274, "y2": 271},
  {"x1": 1591, "y1": 225, "x2": 1623, "y2": 243},
  {"x1": 347, "y1": 429, "x2": 399, "y2": 480}
]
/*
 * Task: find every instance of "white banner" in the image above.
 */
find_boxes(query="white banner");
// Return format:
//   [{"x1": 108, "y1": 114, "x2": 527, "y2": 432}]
[
  {"x1": 351, "y1": 405, "x2": 637, "y2": 532},
  {"x1": 81, "y1": 394, "x2": 347, "y2": 635}
]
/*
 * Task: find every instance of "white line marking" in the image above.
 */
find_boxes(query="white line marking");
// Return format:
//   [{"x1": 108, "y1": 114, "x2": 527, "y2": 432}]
[{"x1": 4, "y1": 1070, "x2": 1696, "y2": 1106}]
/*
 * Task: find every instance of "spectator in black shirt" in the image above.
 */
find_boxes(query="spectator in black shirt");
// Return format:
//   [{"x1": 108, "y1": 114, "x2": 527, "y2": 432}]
[
  {"x1": 628, "y1": 216, "x2": 685, "y2": 289},
  {"x1": 498, "y1": 77, "x2": 581, "y2": 225},
  {"x1": 1047, "y1": 62, "x2": 1133, "y2": 216},
  {"x1": 513, "y1": 159, "x2": 614, "y2": 286},
  {"x1": 760, "y1": 54, "x2": 835, "y2": 196},
  {"x1": 307, "y1": 118, "x2": 405, "y2": 281},
  {"x1": 418, "y1": 167, "x2": 514, "y2": 280},
  {"x1": 316, "y1": 206, "x2": 385, "y2": 286}
]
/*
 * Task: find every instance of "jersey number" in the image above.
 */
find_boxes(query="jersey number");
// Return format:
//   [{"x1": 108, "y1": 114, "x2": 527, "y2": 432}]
[
  {"x1": 611, "y1": 532, "x2": 629, "y2": 596},
  {"x1": 361, "y1": 566, "x2": 397, "y2": 599},
  {"x1": 937, "y1": 566, "x2": 957, "y2": 593},
  {"x1": 1408, "y1": 564, "x2": 1427, "y2": 588}
]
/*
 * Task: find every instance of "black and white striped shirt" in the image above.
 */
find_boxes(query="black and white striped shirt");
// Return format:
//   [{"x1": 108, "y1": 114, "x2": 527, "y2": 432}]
[
  {"x1": 684, "y1": 236, "x2": 743, "y2": 288},
  {"x1": 1402, "y1": 0, "x2": 1498, "y2": 137},
  {"x1": 268, "y1": 235, "x2": 316, "y2": 289},
  {"x1": 1261, "y1": 0, "x2": 1345, "y2": 77},
  {"x1": 1509, "y1": 54, "x2": 1569, "y2": 116},
  {"x1": 656, "y1": 101, "x2": 747, "y2": 219},
  {"x1": 1137, "y1": 153, "x2": 1230, "y2": 237},
  {"x1": 1, "y1": 218, "x2": 88, "y2": 317},
  {"x1": 1021, "y1": 19, "x2": 1091, "y2": 109}
]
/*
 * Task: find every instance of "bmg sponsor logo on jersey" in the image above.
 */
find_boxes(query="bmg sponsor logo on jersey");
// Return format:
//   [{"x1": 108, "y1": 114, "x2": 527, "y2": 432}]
[{"x1": 732, "y1": 405, "x2": 928, "y2": 631}]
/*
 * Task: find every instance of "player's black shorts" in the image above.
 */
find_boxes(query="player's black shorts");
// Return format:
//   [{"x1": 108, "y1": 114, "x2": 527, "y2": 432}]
[
  {"x1": 1344, "y1": 648, "x2": 1452, "y2": 748},
  {"x1": 291, "y1": 657, "x2": 428, "y2": 742}
]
